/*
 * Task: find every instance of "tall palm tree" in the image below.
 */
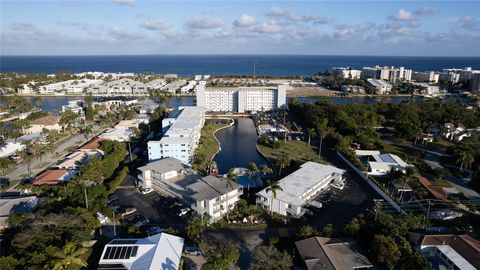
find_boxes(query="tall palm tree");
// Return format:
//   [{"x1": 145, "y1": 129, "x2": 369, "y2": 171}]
[
  {"x1": 224, "y1": 175, "x2": 236, "y2": 221},
  {"x1": 51, "y1": 242, "x2": 88, "y2": 270},
  {"x1": 265, "y1": 180, "x2": 283, "y2": 215},
  {"x1": 276, "y1": 152, "x2": 290, "y2": 176},
  {"x1": 186, "y1": 218, "x2": 206, "y2": 243},
  {"x1": 454, "y1": 144, "x2": 475, "y2": 171},
  {"x1": 79, "y1": 125, "x2": 93, "y2": 141},
  {"x1": 260, "y1": 165, "x2": 273, "y2": 176},
  {"x1": 307, "y1": 128, "x2": 315, "y2": 147},
  {"x1": 315, "y1": 118, "x2": 328, "y2": 156}
]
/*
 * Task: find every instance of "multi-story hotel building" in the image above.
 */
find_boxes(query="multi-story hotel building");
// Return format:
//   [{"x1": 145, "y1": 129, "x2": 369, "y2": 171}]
[
  {"x1": 147, "y1": 106, "x2": 204, "y2": 164},
  {"x1": 196, "y1": 85, "x2": 287, "y2": 113},
  {"x1": 361, "y1": 65, "x2": 412, "y2": 83}
]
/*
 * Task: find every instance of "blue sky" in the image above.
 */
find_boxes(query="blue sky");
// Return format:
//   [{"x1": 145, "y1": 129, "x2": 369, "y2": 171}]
[{"x1": 1, "y1": 1, "x2": 479, "y2": 56}]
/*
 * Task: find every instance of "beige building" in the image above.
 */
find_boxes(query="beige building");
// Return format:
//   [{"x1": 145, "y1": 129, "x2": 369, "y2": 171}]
[{"x1": 24, "y1": 115, "x2": 62, "y2": 134}]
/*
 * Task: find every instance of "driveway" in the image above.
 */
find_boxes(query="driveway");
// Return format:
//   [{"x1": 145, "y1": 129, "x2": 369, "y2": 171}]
[{"x1": 113, "y1": 171, "x2": 188, "y2": 228}]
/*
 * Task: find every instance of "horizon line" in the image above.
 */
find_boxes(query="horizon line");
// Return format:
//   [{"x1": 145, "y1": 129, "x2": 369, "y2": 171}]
[{"x1": 1, "y1": 54, "x2": 480, "y2": 58}]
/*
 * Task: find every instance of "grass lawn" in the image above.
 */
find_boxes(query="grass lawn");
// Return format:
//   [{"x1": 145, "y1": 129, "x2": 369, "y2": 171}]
[
  {"x1": 258, "y1": 140, "x2": 329, "y2": 175},
  {"x1": 429, "y1": 177, "x2": 452, "y2": 187},
  {"x1": 192, "y1": 119, "x2": 231, "y2": 174}
]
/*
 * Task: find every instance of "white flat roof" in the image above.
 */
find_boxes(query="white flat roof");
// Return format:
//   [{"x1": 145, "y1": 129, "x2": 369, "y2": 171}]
[
  {"x1": 373, "y1": 153, "x2": 409, "y2": 167},
  {"x1": 159, "y1": 136, "x2": 191, "y2": 145},
  {"x1": 435, "y1": 245, "x2": 476, "y2": 270},
  {"x1": 355, "y1": 150, "x2": 381, "y2": 156},
  {"x1": 258, "y1": 162, "x2": 345, "y2": 206}
]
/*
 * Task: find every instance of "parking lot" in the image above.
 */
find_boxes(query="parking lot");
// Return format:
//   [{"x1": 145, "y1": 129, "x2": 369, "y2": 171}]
[{"x1": 112, "y1": 172, "x2": 189, "y2": 229}]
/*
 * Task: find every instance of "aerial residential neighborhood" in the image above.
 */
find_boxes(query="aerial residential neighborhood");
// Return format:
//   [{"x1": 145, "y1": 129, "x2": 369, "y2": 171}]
[{"x1": 1, "y1": 1, "x2": 480, "y2": 270}]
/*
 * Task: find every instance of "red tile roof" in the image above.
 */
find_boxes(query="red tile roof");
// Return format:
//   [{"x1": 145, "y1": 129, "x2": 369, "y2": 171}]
[{"x1": 32, "y1": 169, "x2": 70, "y2": 185}]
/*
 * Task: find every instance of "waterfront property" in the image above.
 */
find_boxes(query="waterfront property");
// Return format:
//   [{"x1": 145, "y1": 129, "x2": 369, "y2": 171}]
[
  {"x1": 39, "y1": 79, "x2": 103, "y2": 95},
  {"x1": 196, "y1": 85, "x2": 287, "y2": 113},
  {"x1": 362, "y1": 65, "x2": 412, "y2": 83},
  {"x1": 137, "y1": 157, "x2": 243, "y2": 221},
  {"x1": 355, "y1": 150, "x2": 411, "y2": 176},
  {"x1": 295, "y1": 236, "x2": 374, "y2": 270},
  {"x1": 408, "y1": 232, "x2": 480, "y2": 270},
  {"x1": 147, "y1": 106, "x2": 205, "y2": 165},
  {"x1": 256, "y1": 162, "x2": 346, "y2": 218},
  {"x1": 97, "y1": 232, "x2": 184, "y2": 270},
  {"x1": 24, "y1": 115, "x2": 62, "y2": 134},
  {"x1": 366, "y1": 79, "x2": 392, "y2": 94}
]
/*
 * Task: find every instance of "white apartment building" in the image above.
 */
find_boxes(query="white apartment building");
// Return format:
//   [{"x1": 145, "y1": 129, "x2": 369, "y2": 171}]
[
  {"x1": 137, "y1": 158, "x2": 243, "y2": 221},
  {"x1": 196, "y1": 85, "x2": 287, "y2": 113},
  {"x1": 412, "y1": 82, "x2": 440, "y2": 96},
  {"x1": 98, "y1": 233, "x2": 184, "y2": 270},
  {"x1": 256, "y1": 162, "x2": 346, "y2": 218},
  {"x1": 331, "y1": 67, "x2": 362, "y2": 79},
  {"x1": 443, "y1": 67, "x2": 479, "y2": 81},
  {"x1": 438, "y1": 72, "x2": 460, "y2": 84},
  {"x1": 367, "y1": 79, "x2": 393, "y2": 94},
  {"x1": 469, "y1": 72, "x2": 480, "y2": 93},
  {"x1": 39, "y1": 79, "x2": 103, "y2": 94},
  {"x1": 88, "y1": 78, "x2": 166, "y2": 96},
  {"x1": 147, "y1": 106, "x2": 204, "y2": 164},
  {"x1": 412, "y1": 71, "x2": 440, "y2": 84},
  {"x1": 362, "y1": 65, "x2": 412, "y2": 83}
]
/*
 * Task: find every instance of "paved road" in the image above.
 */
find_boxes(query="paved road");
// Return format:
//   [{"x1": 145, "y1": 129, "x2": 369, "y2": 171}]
[{"x1": 5, "y1": 125, "x2": 105, "y2": 186}]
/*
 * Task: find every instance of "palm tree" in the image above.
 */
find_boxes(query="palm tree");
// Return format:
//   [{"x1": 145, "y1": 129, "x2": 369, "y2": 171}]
[
  {"x1": 186, "y1": 218, "x2": 206, "y2": 243},
  {"x1": 224, "y1": 175, "x2": 236, "y2": 221},
  {"x1": 315, "y1": 118, "x2": 328, "y2": 156},
  {"x1": 454, "y1": 144, "x2": 475, "y2": 171},
  {"x1": 297, "y1": 225, "x2": 318, "y2": 239},
  {"x1": 265, "y1": 180, "x2": 283, "y2": 215},
  {"x1": 260, "y1": 165, "x2": 273, "y2": 176},
  {"x1": 276, "y1": 152, "x2": 290, "y2": 176},
  {"x1": 307, "y1": 128, "x2": 315, "y2": 147},
  {"x1": 51, "y1": 242, "x2": 88, "y2": 270},
  {"x1": 79, "y1": 125, "x2": 93, "y2": 141}
]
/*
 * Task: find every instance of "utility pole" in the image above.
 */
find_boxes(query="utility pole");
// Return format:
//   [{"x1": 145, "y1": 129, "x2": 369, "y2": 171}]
[
  {"x1": 373, "y1": 199, "x2": 383, "y2": 221},
  {"x1": 128, "y1": 141, "x2": 133, "y2": 162},
  {"x1": 113, "y1": 211, "x2": 117, "y2": 237},
  {"x1": 84, "y1": 187, "x2": 89, "y2": 209},
  {"x1": 424, "y1": 199, "x2": 432, "y2": 230}
]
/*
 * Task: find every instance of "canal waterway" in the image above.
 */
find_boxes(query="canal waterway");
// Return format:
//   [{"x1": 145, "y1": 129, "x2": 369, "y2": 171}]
[{"x1": 213, "y1": 118, "x2": 269, "y2": 174}]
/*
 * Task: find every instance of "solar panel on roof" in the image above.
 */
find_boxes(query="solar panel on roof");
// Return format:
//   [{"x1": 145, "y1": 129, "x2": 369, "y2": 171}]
[
  {"x1": 103, "y1": 245, "x2": 139, "y2": 260},
  {"x1": 109, "y1": 239, "x2": 137, "y2": 245},
  {"x1": 131, "y1": 246, "x2": 138, "y2": 257}
]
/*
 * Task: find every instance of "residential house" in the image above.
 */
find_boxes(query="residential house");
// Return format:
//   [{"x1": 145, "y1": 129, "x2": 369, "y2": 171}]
[
  {"x1": 97, "y1": 232, "x2": 184, "y2": 270},
  {"x1": 295, "y1": 236, "x2": 374, "y2": 270},
  {"x1": 366, "y1": 79, "x2": 392, "y2": 94},
  {"x1": 408, "y1": 232, "x2": 480, "y2": 270},
  {"x1": 0, "y1": 195, "x2": 40, "y2": 231},
  {"x1": 355, "y1": 150, "x2": 412, "y2": 176},
  {"x1": 0, "y1": 142, "x2": 26, "y2": 158},
  {"x1": 32, "y1": 169, "x2": 78, "y2": 185},
  {"x1": 24, "y1": 115, "x2": 62, "y2": 134},
  {"x1": 256, "y1": 162, "x2": 346, "y2": 218},
  {"x1": 56, "y1": 149, "x2": 103, "y2": 169}
]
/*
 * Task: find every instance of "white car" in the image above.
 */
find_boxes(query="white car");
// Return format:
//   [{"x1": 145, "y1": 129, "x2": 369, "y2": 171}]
[
  {"x1": 141, "y1": 187, "x2": 154, "y2": 195},
  {"x1": 178, "y1": 208, "x2": 191, "y2": 217},
  {"x1": 122, "y1": 208, "x2": 137, "y2": 218}
]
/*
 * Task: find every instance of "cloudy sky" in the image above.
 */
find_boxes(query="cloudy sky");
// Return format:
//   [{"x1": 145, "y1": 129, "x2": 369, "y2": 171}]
[{"x1": 1, "y1": 0, "x2": 479, "y2": 56}]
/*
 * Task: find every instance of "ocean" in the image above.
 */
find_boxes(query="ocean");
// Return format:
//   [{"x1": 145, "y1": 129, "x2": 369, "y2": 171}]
[{"x1": 1, "y1": 55, "x2": 480, "y2": 76}]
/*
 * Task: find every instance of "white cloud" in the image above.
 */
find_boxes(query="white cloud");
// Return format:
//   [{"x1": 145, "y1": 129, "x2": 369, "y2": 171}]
[
  {"x1": 141, "y1": 20, "x2": 170, "y2": 31},
  {"x1": 254, "y1": 21, "x2": 284, "y2": 34},
  {"x1": 266, "y1": 6, "x2": 318, "y2": 23},
  {"x1": 233, "y1": 14, "x2": 257, "y2": 27},
  {"x1": 458, "y1": 16, "x2": 480, "y2": 31},
  {"x1": 109, "y1": 27, "x2": 144, "y2": 40},
  {"x1": 414, "y1": 7, "x2": 438, "y2": 16},
  {"x1": 113, "y1": 0, "x2": 135, "y2": 6},
  {"x1": 388, "y1": 9, "x2": 417, "y2": 22},
  {"x1": 185, "y1": 16, "x2": 224, "y2": 30}
]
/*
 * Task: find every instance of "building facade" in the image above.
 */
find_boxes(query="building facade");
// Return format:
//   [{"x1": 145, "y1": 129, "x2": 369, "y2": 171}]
[
  {"x1": 331, "y1": 67, "x2": 362, "y2": 79},
  {"x1": 256, "y1": 162, "x2": 346, "y2": 218},
  {"x1": 196, "y1": 85, "x2": 287, "y2": 113},
  {"x1": 367, "y1": 79, "x2": 393, "y2": 94},
  {"x1": 138, "y1": 158, "x2": 243, "y2": 221},
  {"x1": 147, "y1": 106, "x2": 204, "y2": 164},
  {"x1": 362, "y1": 65, "x2": 412, "y2": 83}
]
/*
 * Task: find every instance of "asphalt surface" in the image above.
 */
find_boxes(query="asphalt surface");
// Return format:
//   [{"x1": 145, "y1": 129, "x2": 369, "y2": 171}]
[{"x1": 113, "y1": 170, "x2": 188, "y2": 228}]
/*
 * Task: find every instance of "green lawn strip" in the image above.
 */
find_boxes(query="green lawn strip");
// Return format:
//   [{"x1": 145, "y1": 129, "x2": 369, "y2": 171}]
[
  {"x1": 192, "y1": 120, "x2": 230, "y2": 174},
  {"x1": 258, "y1": 140, "x2": 329, "y2": 168}
]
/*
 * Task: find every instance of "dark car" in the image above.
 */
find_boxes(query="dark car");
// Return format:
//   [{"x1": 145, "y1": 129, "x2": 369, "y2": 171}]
[{"x1": 122, "y1": 213, "x2": 149, "y2": 228}]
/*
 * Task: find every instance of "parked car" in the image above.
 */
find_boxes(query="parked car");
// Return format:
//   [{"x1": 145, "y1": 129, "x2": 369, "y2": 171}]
[
  {"x1": 122, "y1": 207, "x2": 137, "y2": 217},
  {"x1": 184, "y1": 247, "x2": 202, "y2": 256},
  {"x1": 108, "y1": 194, "x2": 118, "y2": 203},
  {"x1": 123, "y1": 213, "x2": 149, "y2": 228},
  {"x1": 178, "y1": 208, "x2": 191, "y2": 217},
  {"x1": 139, "y1": 187, "x2": 154, "y2": 195}
]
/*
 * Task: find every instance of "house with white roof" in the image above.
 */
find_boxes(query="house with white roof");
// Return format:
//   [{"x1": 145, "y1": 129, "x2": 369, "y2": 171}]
[
  {"x1": 367, "y1": 79, "x2": 393, "y2": 94},
  {"x1": 0, "y1": 142, "x2": 26, "y2": 158},
  {"x1": 256, "y1": 162, "x2": 346, "y2": 218},
  {"x1": 137, "y1": 158, "x2": 243, "y2": 221},
  {"x1": 355, "y1": 150, "x2": 412, "y2": 176},
  {"x1": 97, "y1": 232, "x2": 184, "y2": 270},
  {"x1": 0, "y1": 195, "x2": 40, "y2": 231}
]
